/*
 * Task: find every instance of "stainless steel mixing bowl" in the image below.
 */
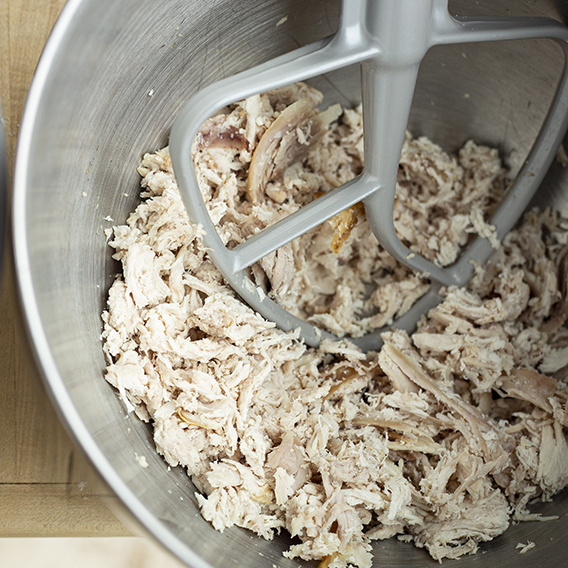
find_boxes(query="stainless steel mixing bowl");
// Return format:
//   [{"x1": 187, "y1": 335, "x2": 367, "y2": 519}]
[{"x1": 12, "y1": 0, "x2": 568, "y2": 566}]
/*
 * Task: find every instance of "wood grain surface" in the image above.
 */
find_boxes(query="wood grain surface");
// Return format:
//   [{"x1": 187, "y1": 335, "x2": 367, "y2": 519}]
[{"x1": 0, "y1": 0, "x2": 131, "y2": 536}]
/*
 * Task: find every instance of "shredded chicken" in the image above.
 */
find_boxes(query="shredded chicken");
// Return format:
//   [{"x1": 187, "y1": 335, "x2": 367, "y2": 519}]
[{"x1": 102, "y1": 83, "x2": 568, "y2": 568}]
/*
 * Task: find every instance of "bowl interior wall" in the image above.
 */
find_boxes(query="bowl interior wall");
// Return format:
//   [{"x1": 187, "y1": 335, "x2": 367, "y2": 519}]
[{"x1": 17, "y1": 0, "x2": 568, "y2": 566}]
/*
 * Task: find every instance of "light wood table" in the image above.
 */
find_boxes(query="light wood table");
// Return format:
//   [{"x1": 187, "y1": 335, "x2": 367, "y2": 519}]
[{"x1": 0, "y1": 0, "x2": 131, "y2": 537}]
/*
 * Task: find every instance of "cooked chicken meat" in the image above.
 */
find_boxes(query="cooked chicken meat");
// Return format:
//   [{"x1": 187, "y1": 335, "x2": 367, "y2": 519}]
[{"x1": 102, "y1": 83, "x2": 568, "y2": 568}]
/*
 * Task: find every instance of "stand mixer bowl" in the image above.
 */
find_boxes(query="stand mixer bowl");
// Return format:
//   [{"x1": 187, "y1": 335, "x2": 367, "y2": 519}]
[{"x1": 12, "y1": 0, "x2": 568, "y2": 566}]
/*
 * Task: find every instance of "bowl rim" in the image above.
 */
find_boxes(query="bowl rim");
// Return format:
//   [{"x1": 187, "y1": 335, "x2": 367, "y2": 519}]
[{"x1": 11, "y1": 2, "x2": 212, "y2": 566}]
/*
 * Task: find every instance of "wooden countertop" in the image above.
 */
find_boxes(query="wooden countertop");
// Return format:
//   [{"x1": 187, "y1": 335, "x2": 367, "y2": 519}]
[{"x1": 0, "y1": 0, "x2": 131, "y2": 537}]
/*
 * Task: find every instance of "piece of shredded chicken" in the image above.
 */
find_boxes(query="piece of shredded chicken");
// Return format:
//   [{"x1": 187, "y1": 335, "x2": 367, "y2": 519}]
[{"x1": 102, "y1": 83, "x2": 568, "y2": 568}]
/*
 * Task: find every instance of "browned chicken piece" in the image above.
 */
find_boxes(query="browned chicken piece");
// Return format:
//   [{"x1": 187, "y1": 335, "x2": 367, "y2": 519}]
[
  {"x1": 498, "y1": 368, "x2": 557, "y2": 414},
  {"x1": 329, "y1": 202, "x2": 366, "y2": 254},
  {"x1": 247, "y1": 99, "x2": 341, "y2": 204}
]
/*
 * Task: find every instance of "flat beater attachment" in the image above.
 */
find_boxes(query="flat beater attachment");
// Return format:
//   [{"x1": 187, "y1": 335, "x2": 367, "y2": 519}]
[{"x1": 170, "y1": 0, "x2": 568, "y2": 350}]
